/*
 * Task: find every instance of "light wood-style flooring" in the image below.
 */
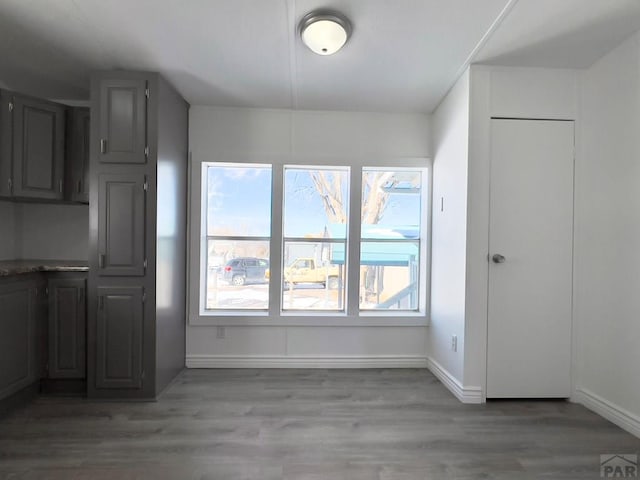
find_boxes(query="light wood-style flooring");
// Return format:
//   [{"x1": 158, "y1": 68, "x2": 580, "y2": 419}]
[{"x1": 1, "y1": 369, "x2": 639, "y2": 479}]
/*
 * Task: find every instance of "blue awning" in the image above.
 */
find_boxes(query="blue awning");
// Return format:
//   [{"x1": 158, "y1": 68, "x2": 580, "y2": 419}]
[{"x1": 326, "y1": 224, "x2": 419, "y2": 266}]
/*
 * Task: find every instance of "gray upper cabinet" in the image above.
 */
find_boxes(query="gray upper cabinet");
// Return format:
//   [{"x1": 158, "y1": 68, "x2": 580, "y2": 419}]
[
  {"x1": 97, "y1": 173, "x2": 146, "y2": 276},
  {"x1": 0, "y1": 91, "x2": 11, "y2": 197},
  {"x1": 48, "y1": 277, "x2": 86, "y2": 379},
  {"x1": 11, "y1": 94, "x2": 66, "y2": 200},
  {"x1": 66, "y1": 107, "x2": 90, "y2": 203},
  {"x1": 98, "y1": 79, "x2": 148, "y2": 164},
  {"x1": 95, "y1": 286, "x2": 143, "y2": 389}
]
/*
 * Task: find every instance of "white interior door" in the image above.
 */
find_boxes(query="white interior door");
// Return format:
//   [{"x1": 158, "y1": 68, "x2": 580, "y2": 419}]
[{"x1": 487, "y1": 119, "x2": 574, "y2": 398}]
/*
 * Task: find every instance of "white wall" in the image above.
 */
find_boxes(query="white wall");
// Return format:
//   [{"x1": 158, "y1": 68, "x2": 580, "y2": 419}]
[
  {"x1": 17, "y1": 203, "x2": 88, "y2": 260},
  {"x1": 465, "y1": 66, "x2": 579, "y2": 395},
  {"x1": 428, "y1": 61, "x2": 640, "y2": 436},
  {"x1": 189, "y1": 107, "x2": 431, "y2": 160},
  {"x1": 0, "y1": 202, "x2": 88, "y2": 261},
  {"x1": 187, "y1": 107, "x2": 431, "y2": 366},
  {"x1": 574, "y1": 32, "x2": 640, "y2": 436},
  {"x1": 0, "y1": 201, "x2": 18, "y2": 260},
  {"x1": 429, "y1": 66, "x2": 579, "y2": 402},
  {"x1": 429, "y1": 70, "x2": 470, "y2": 385}
]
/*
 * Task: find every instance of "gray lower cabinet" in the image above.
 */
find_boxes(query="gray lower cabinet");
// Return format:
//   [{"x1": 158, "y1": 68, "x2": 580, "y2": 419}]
[
  {"x1": 97, "y1": 173, "x2": 146, "y2": 276},
  {"x1": 11, "y1": 93, "x2": 66, "y2": 200},
  {"x1": 0, "y1": 278, "x2": 42, "y2": 401},
  {"x1": 47, "y1": 277, "x2": 86, "y2": 379},
  {"x1": 95, "y1": 286, "x2": 144, "y2": 389},
  {"x1": 96, "y1": 78, "x2": 148, "y2": 164}
]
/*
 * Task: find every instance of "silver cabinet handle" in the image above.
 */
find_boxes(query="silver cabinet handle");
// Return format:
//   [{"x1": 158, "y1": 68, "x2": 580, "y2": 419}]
[
  {"x1": 492, "y1": 254, "x2": 506, "y2": 264},
  {"x1": 99, "y1": 254, "x2": 106, "y2": 268},
  {"x1": 100, "y1": 139, "x2": 107, "y2": 153}
]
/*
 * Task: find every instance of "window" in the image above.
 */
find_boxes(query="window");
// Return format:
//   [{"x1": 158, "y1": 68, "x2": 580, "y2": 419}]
[
  {"x1": 192, "y1": 160, "x2": 429, "y2": 325},
  {"x1": 204, "y1": 163, "x2": 271, "y2": 310},
  {"x1": 360, "y1": 169, "x2": 423, "y2": 310},
  {"x1": 282, "y1": 167, "x2": 349, "y2": 311}
]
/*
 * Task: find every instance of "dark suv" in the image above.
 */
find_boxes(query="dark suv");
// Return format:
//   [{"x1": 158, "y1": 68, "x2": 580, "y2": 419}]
[{"x1": 223, "y1": 257, "x2": 269, "y2": 286}]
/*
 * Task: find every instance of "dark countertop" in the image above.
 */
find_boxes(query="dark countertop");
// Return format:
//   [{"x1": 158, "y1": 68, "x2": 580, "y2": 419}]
[{"x1": 0, "y1": 259, "x2": 89, "y2": 277}]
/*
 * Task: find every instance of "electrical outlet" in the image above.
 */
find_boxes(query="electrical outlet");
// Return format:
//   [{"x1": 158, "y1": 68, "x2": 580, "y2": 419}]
[
  {"x1": 216, "y1": 326, "x2": 226, "y2": 339},
  {"x1": 451, "y1": 334, "x2": 457, "y2": 352}
]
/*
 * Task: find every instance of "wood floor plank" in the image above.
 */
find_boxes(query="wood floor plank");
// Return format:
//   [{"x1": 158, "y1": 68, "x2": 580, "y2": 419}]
[{"x1": 0, "y1": 369, "x2": 638, "y2": 479}]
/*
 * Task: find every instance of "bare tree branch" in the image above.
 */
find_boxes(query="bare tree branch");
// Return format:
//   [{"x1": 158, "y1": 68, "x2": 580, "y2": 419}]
[{"x1": 309, "y1": 171, "x2": 347, "y2": 223}]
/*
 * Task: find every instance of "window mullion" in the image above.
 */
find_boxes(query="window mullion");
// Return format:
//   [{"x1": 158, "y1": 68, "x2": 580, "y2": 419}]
[
  {"x1": 269, "y1": 164, "x2": 284, "y2": 315},
  {"x1": 198, "y1": 163, "x2": 208, "y2": 315},
  {"x1": 346, "y1": 165, "x2": 362, "y2": 316}
]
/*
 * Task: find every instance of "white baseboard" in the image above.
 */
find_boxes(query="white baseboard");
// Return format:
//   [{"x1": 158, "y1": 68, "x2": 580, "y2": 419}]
[
  {"x1": 573, "y1": 388, "x2": 640, "y2": 439},
  {"x1": 186, "y1": 355, "x2": 428, "y2": 369},
  {"x1": 427, "y1": 357, "x2": 483, "y2": 404}
]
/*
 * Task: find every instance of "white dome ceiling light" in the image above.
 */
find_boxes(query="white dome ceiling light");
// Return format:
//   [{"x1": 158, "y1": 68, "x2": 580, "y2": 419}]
[{"x1": 299, "y1": 11, "x2": 352, "y2": 56}]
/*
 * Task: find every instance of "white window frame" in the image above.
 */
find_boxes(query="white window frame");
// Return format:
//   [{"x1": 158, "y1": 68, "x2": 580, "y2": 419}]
[
  {"x1": 202, "y1": 162, "x2": 272, "y2": 313},
  {"x1": 281, "y1": 164, "x2": 350, "y2": 314},
  {"x1": 187, "y1": 155, "x2": 431, "y2": 327}
]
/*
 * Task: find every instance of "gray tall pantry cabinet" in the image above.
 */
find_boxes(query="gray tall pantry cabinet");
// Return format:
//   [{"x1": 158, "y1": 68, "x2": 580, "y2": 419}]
[{"x1": 88, "y1": 71, "x2": 188, "y2": 399}]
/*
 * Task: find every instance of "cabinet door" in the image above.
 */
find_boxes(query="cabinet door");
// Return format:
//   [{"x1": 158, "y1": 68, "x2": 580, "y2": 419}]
[
  {"x1": 97, "y1": 173, "x2": 146, "y2": 276},
  {"x1": 95, "y1": 286, "x2": 143, "y2": 389},
  {"x1": 66, "y1": 107, "x2": 90, "y2": 203},
  {"x1": 11, "y1": 94, "x2": 65, "y2": 200},
  {"x1": 98, "y1": 79, "x2": 147, "y2": 164},
  {"x1": 48, "y1": 278, "x2": 86, "y2": 379},
  {"x1": 0, "y1": 91, "x2": 11, "y2": 197},
  {"x1": 0, "y1": 282, "x2": 36, "y2": 400}
]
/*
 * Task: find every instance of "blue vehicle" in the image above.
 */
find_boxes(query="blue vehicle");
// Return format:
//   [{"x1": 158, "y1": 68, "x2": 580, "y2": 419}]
[{"x1": 223, "y1": 257, "x2": 269, "y2": 286}]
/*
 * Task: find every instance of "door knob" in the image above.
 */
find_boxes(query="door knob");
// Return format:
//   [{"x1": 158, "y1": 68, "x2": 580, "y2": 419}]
[{"x1": 492, "y1": 254, "x2": 506, "y2": 264}]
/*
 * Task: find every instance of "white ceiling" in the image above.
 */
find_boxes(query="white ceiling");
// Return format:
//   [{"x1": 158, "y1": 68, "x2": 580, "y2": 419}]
[
  {"x1": 0, "y1": 0, "x2": 639, "y2": 113},
  {"x1": 475, "y1": 0, "x2": 640, "y2": 68}
]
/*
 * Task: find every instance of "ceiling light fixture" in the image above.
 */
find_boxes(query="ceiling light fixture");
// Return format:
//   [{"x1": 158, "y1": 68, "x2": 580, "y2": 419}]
[{"x1": 299, "y1": 10, "x2": 352, "y2": 56}]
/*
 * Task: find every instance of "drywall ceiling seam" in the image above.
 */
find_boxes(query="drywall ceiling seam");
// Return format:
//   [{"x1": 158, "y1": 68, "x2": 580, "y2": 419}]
[
  {"x1": 285, "y1": 0, "x2": 299, "y2": 110},
  {"x1": 431, "y1": 0, "x2": 521, "y2": 114}
]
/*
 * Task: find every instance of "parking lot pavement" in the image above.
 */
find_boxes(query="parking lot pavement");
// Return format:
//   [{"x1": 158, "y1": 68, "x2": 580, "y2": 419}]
[{"x1": 206, "y1": 282, "x2": 340, "y2": 310}]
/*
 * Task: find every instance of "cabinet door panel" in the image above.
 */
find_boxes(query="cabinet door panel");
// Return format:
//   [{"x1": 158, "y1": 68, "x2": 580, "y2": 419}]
[
  {"x1": 12, "y1": 95, "x2": 65, "y2": 199},
  {"x1": 97, "y1": 174, "x2": 146, "y2": 276},
  {"x1": 96, "y1": 286, "x2": 143, "y2": 389},
  {"x1": 48, "y1": 278, "x2": 86, "y2": 379},
  {"x1": 0, "y1": 283, "x2": 35, "y2": 399},
  {"x1": 0, "y1": 91, "x2": 12, "y2": 197},
  {"x1": 98, "y1": 79, "x2": 147, "y2": 164},
  {"x1": 67, "y1": 108, "x2": 90, "y2": 203}
]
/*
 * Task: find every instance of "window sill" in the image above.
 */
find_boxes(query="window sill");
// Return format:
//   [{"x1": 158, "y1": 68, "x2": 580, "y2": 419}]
[{"x1": 189, "y1": 313, "x2": 429, "y2": 327}]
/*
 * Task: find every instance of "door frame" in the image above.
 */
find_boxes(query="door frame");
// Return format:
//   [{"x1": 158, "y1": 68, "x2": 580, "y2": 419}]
[{"x1": 485, "y1": 117, "x2": 575, "y2": 398}]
